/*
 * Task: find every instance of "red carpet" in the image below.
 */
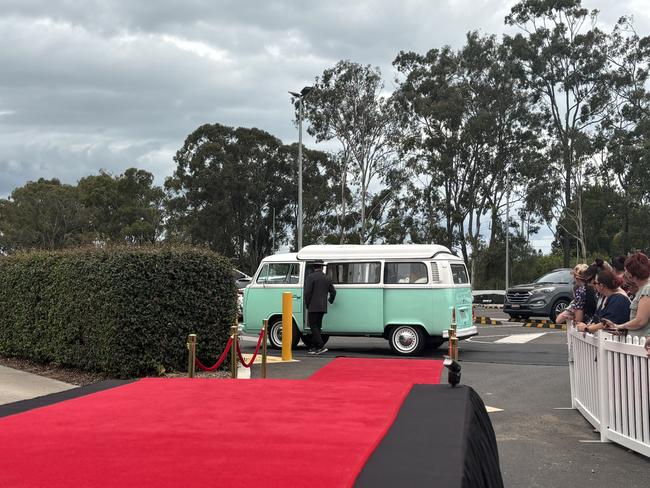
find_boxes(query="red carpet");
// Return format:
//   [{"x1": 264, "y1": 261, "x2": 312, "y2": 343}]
[
  {"x1": 309, "y1": 357, "x2": 444, "y2": 384},
  {"x1": 0, "y1": 378, "x2": 411, "y2": 488}
]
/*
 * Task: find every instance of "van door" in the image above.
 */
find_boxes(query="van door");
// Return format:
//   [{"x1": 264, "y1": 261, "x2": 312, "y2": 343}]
[
  {"x1": 244, "y1": 262, "x2": 302, "y2": 333},
  {"x1": 320, "y1": 261, "x2": 383, "y2": 334},
  {"x1": 449, "y1": 262, "x2": 473, "y2": 330}
]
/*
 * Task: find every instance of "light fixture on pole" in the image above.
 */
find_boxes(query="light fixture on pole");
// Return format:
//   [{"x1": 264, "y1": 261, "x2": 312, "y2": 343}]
[{"x1": 289, "y1": 86, "x2": 313, "y2": 251}]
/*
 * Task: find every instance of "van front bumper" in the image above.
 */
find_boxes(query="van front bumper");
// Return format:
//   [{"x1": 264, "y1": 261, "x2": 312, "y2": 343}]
[{"x1": 442, "y1": 326, "x2": 477, "y2": 340}]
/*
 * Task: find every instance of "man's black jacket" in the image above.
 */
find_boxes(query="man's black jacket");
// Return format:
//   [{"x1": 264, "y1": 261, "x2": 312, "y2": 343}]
[{"x1": 304, "y1": 270, "x2": 336, "y2": 313}]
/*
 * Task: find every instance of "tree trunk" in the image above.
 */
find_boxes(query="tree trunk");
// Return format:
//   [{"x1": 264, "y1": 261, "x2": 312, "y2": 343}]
[
  {"x1": 359, "y1": 182, "x2": 367, "y2": 244},
  {"x1": 563, "y1": 161, "x2": 571, "y2": 267},
  {"x1": 340, "y1": 169, "x2": 347, "y2": 244}
]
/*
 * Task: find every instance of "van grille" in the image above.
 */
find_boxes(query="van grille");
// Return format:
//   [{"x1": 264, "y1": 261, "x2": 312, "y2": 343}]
[{"x1": 506, "y1": 291, "x2": 531, "y2": 303}]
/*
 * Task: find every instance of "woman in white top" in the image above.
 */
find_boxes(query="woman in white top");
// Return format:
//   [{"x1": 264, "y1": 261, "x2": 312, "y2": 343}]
[{"x1": 602, "y1": 252, "x2": 650, "y2": 338}]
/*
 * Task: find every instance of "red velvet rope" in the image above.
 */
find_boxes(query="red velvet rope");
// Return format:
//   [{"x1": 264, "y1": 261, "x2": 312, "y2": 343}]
[
  {"x1": 236, "y1": 328, "x2": 265, "y2": 368},
  {"x1": 195, "y1": 338, "x2": 233, "y2": 372}
]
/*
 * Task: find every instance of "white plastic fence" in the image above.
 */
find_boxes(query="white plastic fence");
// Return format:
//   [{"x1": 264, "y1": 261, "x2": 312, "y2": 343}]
[{"x1": 567, "y1": 326, "x2": 650, "y2": 457}]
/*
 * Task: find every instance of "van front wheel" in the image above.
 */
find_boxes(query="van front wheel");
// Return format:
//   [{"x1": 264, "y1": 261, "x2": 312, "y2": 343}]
[
  {"x1": 388, "y1": 325, "x2": 426, "y2": 356},
  {"x1": 268, "y1": 319, "x2": 300, "y2": 350}
]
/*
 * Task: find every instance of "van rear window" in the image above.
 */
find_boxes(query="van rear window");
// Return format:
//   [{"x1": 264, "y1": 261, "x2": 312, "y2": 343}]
[
  {"x1": 450, "y1": 264, "x2": 469, "y2": 284},
  {"x1": 327, "y1": 262, "x2": 380, "y2": 284}
]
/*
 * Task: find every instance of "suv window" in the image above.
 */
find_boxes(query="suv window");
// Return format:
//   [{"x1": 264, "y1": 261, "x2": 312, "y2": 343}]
[
  {"x1": 535, "y1": 270, "x2": 572, "y2": 284},
  {"x1": 256, "y1": 263, "x2": 300, "y2": 284},
  {"x1": 385, "y1": 262, "x2": 428, "y2": 284},
  {"x1": 450, "y1": 263, "x2": 469, "y2": 284},
  {"x1": 327, "y1": 262, "x2": 381, "y2": 284}
]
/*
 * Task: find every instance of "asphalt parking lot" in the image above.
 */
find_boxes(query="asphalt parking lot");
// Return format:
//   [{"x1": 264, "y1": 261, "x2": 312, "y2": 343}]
[{"x1": 240, "y1": 306, "x2": 649, "y2": 487}]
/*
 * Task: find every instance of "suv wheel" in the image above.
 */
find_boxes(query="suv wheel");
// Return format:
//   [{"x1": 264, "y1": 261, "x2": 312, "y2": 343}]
[{"x1": 550, "y1": 299, "x2": 570, "y2": 323}]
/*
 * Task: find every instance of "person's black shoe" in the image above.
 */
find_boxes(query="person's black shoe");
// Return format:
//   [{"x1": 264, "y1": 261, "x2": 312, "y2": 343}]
[
  {"x1": 307, "y1": 348, "x2": 317, "y2": 355},
  {"x1": 314, "y1": 347, "x2": 328, "y2": 355}
]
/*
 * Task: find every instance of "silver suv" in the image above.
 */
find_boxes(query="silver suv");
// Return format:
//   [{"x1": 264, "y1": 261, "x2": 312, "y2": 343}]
[{"x1": 504, "y1": 268, "x2": 574, "y2": 322}]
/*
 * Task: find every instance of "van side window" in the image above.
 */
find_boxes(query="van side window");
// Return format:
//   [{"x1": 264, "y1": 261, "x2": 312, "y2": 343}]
[
  {"x1": 327, "y1": 262, "x2": 381, "y2": 284},
  {"x1": 385, "y1": 262, "x2": 428, "y2": 284},
  {"x1": 256, "y1": 263, "x2": 299, "y2": 284},
  {"x1": 450, "y1": 263, "x2": 469, "y2": 284}
]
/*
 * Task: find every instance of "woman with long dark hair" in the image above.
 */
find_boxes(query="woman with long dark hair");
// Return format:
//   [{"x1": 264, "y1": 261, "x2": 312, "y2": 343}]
[
  {"x1": 601, "y1": 252, "x2": 650, "y2": 338},
  {"x1": 576, "y1": 268, "x2": 630, "y2": 334}
]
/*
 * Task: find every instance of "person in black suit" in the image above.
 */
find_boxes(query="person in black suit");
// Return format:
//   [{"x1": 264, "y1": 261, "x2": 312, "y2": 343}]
[{"x1": 304, "y1": 261, "x2": 336, "y2": 354}]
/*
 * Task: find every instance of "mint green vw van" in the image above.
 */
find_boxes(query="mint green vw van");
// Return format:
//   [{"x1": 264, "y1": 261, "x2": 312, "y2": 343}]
[{"x1": 242, "y1": 244, "x2": 476, "y2": 356}]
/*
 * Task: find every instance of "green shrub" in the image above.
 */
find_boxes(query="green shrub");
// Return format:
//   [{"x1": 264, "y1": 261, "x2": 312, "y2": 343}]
[{"x1": 0, "y1": 246, "x2": 237, "y2": 377}]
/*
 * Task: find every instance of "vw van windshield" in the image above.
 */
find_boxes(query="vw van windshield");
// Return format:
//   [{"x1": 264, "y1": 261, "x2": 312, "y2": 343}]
[{"x1": 257, "y1": 263, "x2": 300, "y2": 284}]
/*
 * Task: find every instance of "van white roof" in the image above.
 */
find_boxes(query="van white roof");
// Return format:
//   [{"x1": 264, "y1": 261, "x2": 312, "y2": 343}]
[{"x1": 295, "y1": 244, "x2": 458, "y2": 261}]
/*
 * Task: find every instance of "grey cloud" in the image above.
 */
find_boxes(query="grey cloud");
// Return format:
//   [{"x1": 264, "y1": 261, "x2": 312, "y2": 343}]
[{"x1": 1, "y1": 0, "x2": 648, "y2": 198}]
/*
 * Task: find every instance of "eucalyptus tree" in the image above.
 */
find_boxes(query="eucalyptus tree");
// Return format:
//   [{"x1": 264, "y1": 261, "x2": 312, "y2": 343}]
[
  {"x1": 0, "y1": 179, "x2": 90, "y2": 252},
  {"x1": 284, "y1": 144, "x2": 343, "y2": 247},
  {"x1": 594, "y1": 17, "x2": 650, "y2": 252},
  {"x1": 504, "y1": 0, "x2": 615, "y2": 265},
  {"x1": 77, "y1": 168, "x2": 165, "y2": 245},
  {"x1": 301, "y1": 60, "x2": 399, "y2": 244},
  {"x1": 165, "y1": 123, "x2": 295, "y2": 272},
  {"x1": 392, "y1": 33, "x2": 539, "y2": 269}
]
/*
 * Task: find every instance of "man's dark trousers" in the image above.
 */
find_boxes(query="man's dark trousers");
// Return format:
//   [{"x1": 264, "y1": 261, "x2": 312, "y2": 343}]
[
  {"x1": 308, "y1": 311, "x2": 326, "y2": 349},
  {"x1": 304, "y1": 268, "x2": 336, "y2": 350}
]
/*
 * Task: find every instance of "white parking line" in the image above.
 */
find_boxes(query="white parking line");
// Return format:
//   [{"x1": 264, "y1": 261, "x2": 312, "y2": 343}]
[{"x1": 494, "y1": 332, "x2": 547, "y2": 344}]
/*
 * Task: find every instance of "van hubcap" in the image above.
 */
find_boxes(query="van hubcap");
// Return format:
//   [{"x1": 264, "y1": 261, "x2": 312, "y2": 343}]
[
  {"x1": 271, "y1": 323, "x2": 282, "y2": 346},
  {"x1": 394, "y1": 327, "x2": 418, "y2": 353}
]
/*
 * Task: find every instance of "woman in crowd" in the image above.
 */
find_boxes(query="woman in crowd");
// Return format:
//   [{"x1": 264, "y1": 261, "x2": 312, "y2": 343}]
[
  {"x1": 576, "y1": 268, "x2": 631, "y2": 334},
  {"x1": 611, "y1": 255, "x2": 634, "y2": 299},
  {"x1": 555, "y1": 264, "x2": 596, "y2": 324},
  {"x1": 601, "y1": 252, "x2": 650, "y2": 338}
]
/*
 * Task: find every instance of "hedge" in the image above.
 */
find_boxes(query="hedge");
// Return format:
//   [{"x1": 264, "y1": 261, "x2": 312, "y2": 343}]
[{"x1": 0, "y1": 246, "x2": 237, "y2": 377}]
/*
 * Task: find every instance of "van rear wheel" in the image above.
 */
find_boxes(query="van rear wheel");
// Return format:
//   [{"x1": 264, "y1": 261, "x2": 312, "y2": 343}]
[
  {"x1": 388, "y1": 325, "x2": 426, "y2": 356},
  {"x1": 268, "y1": 319, "x2": 300, "y2": 349}
]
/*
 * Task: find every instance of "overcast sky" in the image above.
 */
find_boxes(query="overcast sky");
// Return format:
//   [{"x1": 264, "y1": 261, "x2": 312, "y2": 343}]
[{"x1": 1, "y1": 0, "x2": 648, "y2": 251}]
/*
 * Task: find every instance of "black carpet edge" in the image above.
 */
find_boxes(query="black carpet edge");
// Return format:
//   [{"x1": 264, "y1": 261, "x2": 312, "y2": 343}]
[
  {"x1": 354, "y1": 384, "x2": 504, "y2": 488},
  {"x1": 0, "y1": 379, "x2": 136, "y2": 418}
]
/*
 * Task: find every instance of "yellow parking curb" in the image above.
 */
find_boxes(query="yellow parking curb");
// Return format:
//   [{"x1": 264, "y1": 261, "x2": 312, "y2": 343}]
[
  {"x1": 523, "y1": 322, "x2": 566, "y2": 330},
  {"x1": 474, "y1": 316, "x2": 503, "y2": 325}
]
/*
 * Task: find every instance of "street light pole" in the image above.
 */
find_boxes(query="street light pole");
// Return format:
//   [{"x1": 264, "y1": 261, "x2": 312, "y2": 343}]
[
  {"x1": 505, "y1": 175, "x2": 510, "y2": 291},
  {"x1": 297, "y1": 97, "x2": 303, "y2": 251},
  {"x1": 289, "y1": 86, "x2": 312, "y2": 251}
]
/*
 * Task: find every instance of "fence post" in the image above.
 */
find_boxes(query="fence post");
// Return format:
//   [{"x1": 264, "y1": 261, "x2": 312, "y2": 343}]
[
  {"x1": 282, "y1": 291, "x2": 293, "y2": 361},
  {"x1": 261, "y1": 319, "x2": 268, "y2": 379},
  {"x1": 230, "y1": 324, "x2": 239, "y2": 379},
  {"x1": 187, "y1": 334, "x2": 197, "y2": 378},
  {"x1": 597, "y1": 331, "x2": 610, "y2": 442},
  {"x1": 567, "y1": 321, "x2": 577, "y2": 408}
]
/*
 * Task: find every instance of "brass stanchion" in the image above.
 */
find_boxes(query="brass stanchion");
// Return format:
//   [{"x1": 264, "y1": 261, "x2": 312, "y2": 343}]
[
  {"x1": 187, "y1": 334, "x2": 197, "y2": 378},
  {"x1": 261, "y1": 319, "x2": 268, "y2": 379},
  {"x1": 448, "y1": 308, "x2": 458, "y2": 361},
  {"x1": 230, "y1": 324, "x2": 239, "y2": 379}
]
